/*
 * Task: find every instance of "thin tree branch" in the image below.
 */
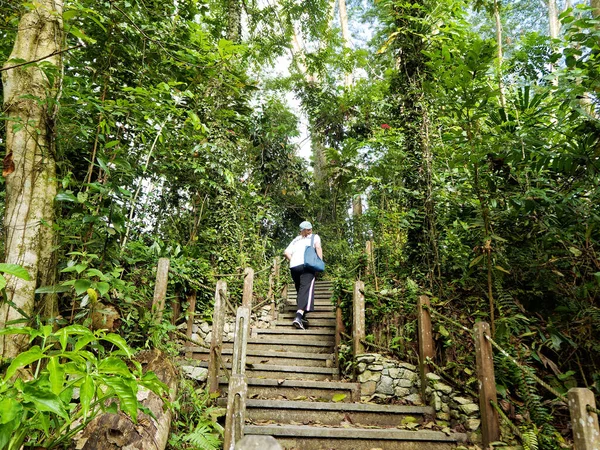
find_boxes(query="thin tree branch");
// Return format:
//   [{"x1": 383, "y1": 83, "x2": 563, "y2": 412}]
[{"x1": 0, "y1": 45, "x2": 83, "y2": 73}]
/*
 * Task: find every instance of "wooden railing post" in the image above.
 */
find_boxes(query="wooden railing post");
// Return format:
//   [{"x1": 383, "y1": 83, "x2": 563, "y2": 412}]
[
  {"x1": 353, "y1": 280, "x2": 365, "y2": 356},
  {"x1": 184, "y1": 291, "x2": 197, "y2": 359},
  {"x1": 475, "y1": 322, "x2": 500, "y2": 448},
  {"x1": 242, "y1": 267, "x2": 254, "y2": 309},
  {"x1": 417, "y1": 295, "x2": 434, "y2": 402},
  {"x1": 208, "y1": 280, "x2": 227, "y2": 393},
  {"x1": 152, "y1": 258, "x2": 170, "y2": 322},
  {"x1": 365, "y1": 240, "x2": 373, "y2": 276},
  {"x1": 568, "y1": 388, "x2": 600, "y2": 450},
  {"x1": 270, "y1": 258, "x2": 280, "y2": 321},
  {"x1": 223, "y1": 306, "x2": 250, "y2": 450}
]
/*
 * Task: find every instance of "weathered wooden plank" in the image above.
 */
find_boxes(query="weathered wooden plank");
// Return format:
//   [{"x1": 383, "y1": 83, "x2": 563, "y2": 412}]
[
  {"x1": 152, "y1": 258, "x2": 170, "y2": 322},
  {"x1": 417, "y1": 295, "x2": 434, "y2": 402},
  {"x1": 474, "y1": 321, "x2": 500, "y2": 447},
  {"x1": 353, "y1": 281, "x2": 365, "y2": 356},
  {"x1": 568, "y1": 388, "x2": 600, "y2": 450},
  {"x1": 208, "y1": 280, "x2": 227, "y2": 393},
  {"x1": 242, "y1": 267, "x2": 254, "y2": 309}
]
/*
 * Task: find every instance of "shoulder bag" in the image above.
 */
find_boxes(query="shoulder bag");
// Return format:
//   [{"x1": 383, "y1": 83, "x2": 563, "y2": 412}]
[{"x1": 304, "y1": 234, "x2": 325, "y2": 272}]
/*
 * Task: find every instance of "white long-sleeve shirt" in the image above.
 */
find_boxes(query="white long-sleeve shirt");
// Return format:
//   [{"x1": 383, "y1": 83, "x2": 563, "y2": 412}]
[{"x1": 285, "y1": 234, "x2": 322, "y2": 268}]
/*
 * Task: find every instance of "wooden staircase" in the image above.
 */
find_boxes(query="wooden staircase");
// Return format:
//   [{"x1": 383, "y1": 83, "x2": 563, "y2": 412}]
[{"x1": 193, "y1": 280, "x2": 468, "y2": 449}]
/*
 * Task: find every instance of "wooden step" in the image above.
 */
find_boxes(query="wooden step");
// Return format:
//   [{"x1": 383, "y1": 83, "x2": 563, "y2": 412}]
[
  {"x1": 219, "y1": 377, "x2": 360, "y2": 402},
  {"x1": 254, "y1": 328, "x2": 335, "y2": 339},
  {"x1": 279, "y1": 311, "x2": 336, "y2": 319},
  {"x1": 240, "y1": 338, "x2": 334, "y2": 354},
  {"x1": 242, "y1": 399, "x2": 434, "y2": 427},
  {"x1": 182, "y1": 347, "x2": 334, "y2": 367},
  {"x1": 199, "y1": 361, "x2": 338, "y2": 381},
  {"x1": 244, "y1": 424, "x2": 467, "y2": 450},
  {"x1": 272, "y1": 319, "x2": 336, "y2": 328}
]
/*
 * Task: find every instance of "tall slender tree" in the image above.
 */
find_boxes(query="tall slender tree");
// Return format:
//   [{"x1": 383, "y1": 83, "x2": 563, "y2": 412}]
[{"x1": 1, "y1": 0, "x2": 63, "y2": 357}]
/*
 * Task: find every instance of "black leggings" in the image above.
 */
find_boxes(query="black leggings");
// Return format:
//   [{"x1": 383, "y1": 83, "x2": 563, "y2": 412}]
[{"x1": 290, "y1": 266, "x2": 316, "y2": 312}]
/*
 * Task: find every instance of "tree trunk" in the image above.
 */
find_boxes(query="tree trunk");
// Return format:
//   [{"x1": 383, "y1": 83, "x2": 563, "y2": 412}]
[
  {"x1": 493, "y1": 0, "x2": 506, "y2": 108},
  {"x1": 338, "y1": 0, "x2": 353, "y2": 87},
  {"x1": 592, "y1": 0, "x2": 600, "y2": 18},
  {"x1": 227, "y1": 0, "x2": 242, "y2": 43},
  {"x1": 1, "y1": 0, "x2": 63, "y2": 358},
  {"x1": 70, "y1": 349, "x2": 178, "y2": 450},
  {"x1": 548, "y1": 0, "x2": 560, "y2": 39}
]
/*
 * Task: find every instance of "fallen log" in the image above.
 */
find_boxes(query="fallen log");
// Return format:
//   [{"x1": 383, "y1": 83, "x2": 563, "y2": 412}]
[{"x1": 71, "y1": 348, "x2": 178, "y2": 450}]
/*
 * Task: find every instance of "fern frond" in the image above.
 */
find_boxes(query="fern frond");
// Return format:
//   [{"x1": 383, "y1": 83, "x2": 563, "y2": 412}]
[
  {"x1": 521, "y1": 427, "x2": 539, "y2": 450},
  {"x1": 182, "y1": 423, "x2": 221, "y2": 450}
]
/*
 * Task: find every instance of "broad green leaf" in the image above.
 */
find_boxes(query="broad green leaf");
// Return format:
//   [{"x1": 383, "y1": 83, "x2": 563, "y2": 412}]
[
  {"x1": 35, "y1": 284, "x2": 71, "y2": 294},
  {"x1": 140, "y1": 371, "x2": 167, "y2": 395},
  {"x1": 74, "y1": 334, "x2": 97, "y2": 352},
  {"x1": 569, "y1": 247, "x2": 582, "y2": 257},
  {"x1": 48, "y1": 356, "x2": 65, "y2": 395},
  {"x1": 80, "y1": 375, "x2": 94, "y2": 419},
  {"x1": 331, "y1": 393, "x2": 346, "y2": 402},
  {"x1": 0, "y1": 275, "x2": 5, "y2": 291},
  {"x1": 74, "y1": 279, "x2": 92, "y2": 295},
  {"x1": 22, "y1": 383, "x2": 69, "y2": 419},
  {"x1": 38, "y1": 410, "x2": 51, "y2": 435},
  {"x1": 68, "y1": 26, "x2": 97, "y2": 44},
  {"x1": 104, "y1": 378, "x2": 138, "y2": 422},
  {"x1": 56, "y1": 191, "x2": 77, "y2": 202},
  {"x1": 494, "y1": 265, "x2": 510, "y2": 274},
  {"x1": 0, "y1": 397, "x2": 22, "y2": 424},
  {"x1": 98, "y1": 357, "x2": 133, "y2": 378},
  {"x1": 469, "y1": 255, "x2": 484, "y2": 267},
  {"x1": 0, "y1": 264, "x2": 30, "y2": 280},
  {"x1": 103, "y1": 334, "x2": 133, "y2": 358},
  {"x1": 56, "y1": 325, "x2": 94, "y2": 351},
  {"x1": 4, "y1": 346, "x2": 44, "y2": 381},
  {"x1": 96, "y1": 282, "x2": 110, "y2": 297},
  {"x1": 0, "y1": 420, "x2": 18, "y2": 450},
  {"x1": 438, "y1": 325, "x2": 450, "y2": 337}
]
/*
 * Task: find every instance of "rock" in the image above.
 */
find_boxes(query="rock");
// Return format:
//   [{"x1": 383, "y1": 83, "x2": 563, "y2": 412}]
[
  {"x1": 465, "y1": 418, "x2": 481, "y2": 431},
  {"x1": 437, "y1": 412, "x2": 451, "y2": 421},
  {"x1": 426, "y1": 372, "x2": 441, "y2": 381},
  {"x1": 235, "y1": 435, "x2": 282, "y2": 450},
  {"x1": 377, "y1": 375, "x2": 395, "y2": 395},
  {"x1": 397, "y1": 378, "x2": 413, "y2": 388},
  {"x1": 452, "y1": 396, "x2": 472, "y2": 405},
  {"x1": 177, "y1": 322, "x2": 187, "y2": 330},
  {"x1": 404, "y1": 393, "x2": 423, "y2": 405},
  {"x1": 223, "y1": 322, "x2": 230, "y2": 334},
  {"x1": 433, "y1": 382, "x2": 453, "y2": 395},
  {"x1": 388, "y1": 368, "x2": 401, "y2": 378},
  {"x1": 192, "y1": 324, "x2": 200, "y2": 334},
  {"x1": 458, "y1": 403, "x2": 480, "y2": 416},
  {"x1": 441, "y1": 403, "x2": 450, "y2": 413},
  {"x1": 382, "y1": 368, "x2": 389, "y2": 376},
  {"x1": 398, "y1": 362, "x2": 417, "y2": 371},
  {"x1": 200, "y1": 322, "x2": 210, "y2": 334},
  {"x1": 394, "y1": 387, "x2": 410, "y2": 397},
  {"x1": 357, "y1": 362, "x2": 367, "y2": 373},
  {"x1": 401, "y1": 369, "x2": 418, "y2": 382},
  {"x1": 191, "y1": 333, "x2": 201, "y2": 343},
  {"x1": 358, "y1": 370, "x2": 373, "y2": 383},
  {"x1": 356, "y1": 354, "x2": 377, "y2": 364},
  {"x1": 370, "y1": 364, "x2": 384, "y2": 371},
  {"x1": 361, "y1": 381, "x2": 377, "y2": 396},
  {"x1": 181, "y1": 366, "x2": 208, "y2": 382},
  {"x1": 204, "y1": 331, "x2": 212, "y2": 343},
  {"x1": 433, "y1": 392, "x2": 443, "y2": 411}
]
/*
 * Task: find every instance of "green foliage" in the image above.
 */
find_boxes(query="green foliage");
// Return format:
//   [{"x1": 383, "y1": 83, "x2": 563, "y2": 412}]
[
  {"x1": 0, "y1": 325, "x2": 167, "y2": 449},
  {"x1": 169, "y1": 379, "x2": 224, "y2": 450}
]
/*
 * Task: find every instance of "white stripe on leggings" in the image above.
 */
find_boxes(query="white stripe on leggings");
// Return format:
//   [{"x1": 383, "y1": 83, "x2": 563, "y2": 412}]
[{"x1": 306, "y1": 277, "x2": 316, "y2": 311}]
